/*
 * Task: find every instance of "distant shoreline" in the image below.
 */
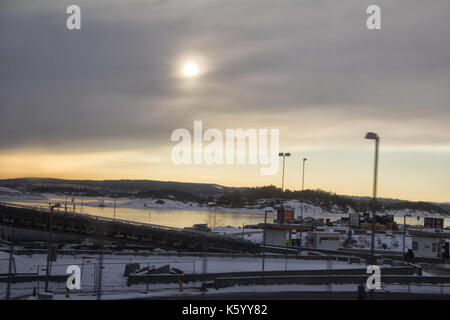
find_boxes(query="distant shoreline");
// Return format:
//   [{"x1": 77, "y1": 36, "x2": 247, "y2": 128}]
[{"x1": 1, "y1": 193, "x2": 447, "y2": 218}]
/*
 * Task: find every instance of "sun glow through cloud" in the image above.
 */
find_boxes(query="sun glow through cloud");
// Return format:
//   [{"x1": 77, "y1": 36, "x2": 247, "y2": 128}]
[{"x1": 182, "y1": 61, "x2": 200, "y2": 78}]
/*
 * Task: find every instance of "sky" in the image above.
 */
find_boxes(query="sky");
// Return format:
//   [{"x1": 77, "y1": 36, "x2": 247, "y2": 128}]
[{"x1": 1, "y1": 0, "x2": 449, "y2": 202}]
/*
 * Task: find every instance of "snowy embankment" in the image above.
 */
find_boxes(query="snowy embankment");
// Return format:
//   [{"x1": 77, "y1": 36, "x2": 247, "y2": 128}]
[
  {"x1": 384, "y1": 209, "x2": 443, "y2": 218},
  {"x1": 0, "y1": 187, "x2": 46, "y2": 201},
  {"x1": 120, "y1": 198, "x2": 446, "y2": 218},
  {"x1": 70, "y1": 198, "x2": 450, "y2": 218},
  {"x1": 212, "y1": 226, "x2": 264, "y2": 243}
]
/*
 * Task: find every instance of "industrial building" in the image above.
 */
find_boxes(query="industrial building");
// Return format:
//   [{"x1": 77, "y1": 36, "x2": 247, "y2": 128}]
[
  {"x1": 410, "y1": 230, "x2": 450, "y2": 259},
  {"x1": 306, "y1": 231, "x2": 341, "y2": 250},
  {"x1": 257, "y1": 223, "x2": 312, "y2": 247}
]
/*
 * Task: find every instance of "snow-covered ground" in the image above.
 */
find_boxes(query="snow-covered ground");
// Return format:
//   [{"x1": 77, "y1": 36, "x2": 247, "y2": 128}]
[
  {"x1": 2, "y1": 248, "x2": 449, "y2": 300},
  {"x1": 0, "y1": 251, "x2": 369, "y2": 299},
  {"x1": 0, "y1": 251, "x2": 366, "y2": 275},
  {"x1": 211, "y1": 225, "x2": 412, "y2": 252},
  {"x1": 6, "y1": 250, "x2": 448, "y2": 300},
  {"x1": 0, "y1": 187, "x2": 46, "y2": 200},
  {"x1": 351, "y1": 233, "x2": 412, "y2": 252}
]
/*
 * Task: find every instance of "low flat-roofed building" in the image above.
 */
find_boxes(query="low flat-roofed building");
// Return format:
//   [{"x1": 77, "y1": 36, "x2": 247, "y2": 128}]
[
  {"x1": 410, "y1": 230, "x2": 450, "y2": 259},
  {"x1": 257, "y1": 223, "x2": 313, "y2": 247},
  {"x1": 265, "y1": 228, "x2": 288, "y2": 247},
  {"x1": 307, "y1": 231, "x2": 341, "y2": 250}
]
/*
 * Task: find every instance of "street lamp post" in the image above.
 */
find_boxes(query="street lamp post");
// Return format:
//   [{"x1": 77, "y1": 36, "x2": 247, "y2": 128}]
[
  {"x1": 278, "y1": 153, "x2": 291, "y2": 208},
  {"x1": 262, "y1": 210, "x2": 269, "y2": 273},
  {"x1": 403, "y1": 214, "x2": 412, "y2": 255},
  {"x1": 365, "y1": 132, "x2": 380, "y2": 265},
  {"x1": 300, "y1": 158, "x2": 307, "y2": 251},
  {"x1": 278, "y1": 152, "x2": 291, "y2": 192},
  {"x1": 44, "y1": 205, "x2": 56, "y2": 292},
  {"x1": 6, "y1": 230, "x2": 14, "y2": 300},
  {"x1": 261, "y1": 210, "x2": 271, "y2": 285},
  {"x1": 300, "y1": 158, "x2": 307, "y2": 223}
]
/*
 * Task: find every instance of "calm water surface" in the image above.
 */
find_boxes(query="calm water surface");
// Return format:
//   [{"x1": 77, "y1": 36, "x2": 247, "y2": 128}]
[{"x1": 4, "y1": 197, "x2": 448, "y2": 229}]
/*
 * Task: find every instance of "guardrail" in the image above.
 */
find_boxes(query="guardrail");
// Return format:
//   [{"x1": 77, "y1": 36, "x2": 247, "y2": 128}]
[
  {"x1": 0, "y1": 202, "x2": 243, "y2": 240},
  {"x1": 127, "y1": 266, "x2": 419, "y2": 286},
  {"x1": 0, "y1": 203, "x2": 261, "y2": 253},
  {"x1": 0, "y1": 201, "x2": 183, "y2": 232},
  {"x1": 207, "y1": 275, "x2": 450, "y2": 290}
]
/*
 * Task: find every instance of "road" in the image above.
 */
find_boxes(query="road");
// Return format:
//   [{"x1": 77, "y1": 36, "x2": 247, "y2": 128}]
[{"x1": 151, "y1": 290, "x2": 450, "y2": 300}]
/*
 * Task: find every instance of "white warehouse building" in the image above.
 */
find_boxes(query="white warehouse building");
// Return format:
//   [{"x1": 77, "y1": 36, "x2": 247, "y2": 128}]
[
  {"x1": 306, "y1": 231, "x2": 341, "y2": 250},
  {"x1": 410, "y1": 230, "x2": 450, "y2": 259}
]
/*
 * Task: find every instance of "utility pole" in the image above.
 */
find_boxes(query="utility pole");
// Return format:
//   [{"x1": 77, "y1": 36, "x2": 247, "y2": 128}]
[
  {"x1": 6, "y1": 231, "x2": 14, "y2": 300},
  {"x1": 44, "y1": 206, "x2": 55, "y2": 292},
  {"x1": 402, "y1": 214, "x2": 411, "y2": 255},
  {"x1": 97, "y1": 236, "x2": 104, "y2": 300},
  {"x1": 300, "y1": 158, "x2": 307, "y2": 222},
  {"x1": 300, "y1": 158, "x2": 307, "y2": 252},
  {"x1": 261, "y1": 210, "x2": 270, "y2": 285},
  {"x1": 278, "y1": 152, "x2": 291, "y2": 208},
  {"x1": 279, "y1": 153, "x2": 291, "y2": 192},
  {"x1": 365, "y1": 132, "x2": 380, "y2": 265},
  {"x1": 262, "y1": 210, "x2": 269, "y2": 274}
]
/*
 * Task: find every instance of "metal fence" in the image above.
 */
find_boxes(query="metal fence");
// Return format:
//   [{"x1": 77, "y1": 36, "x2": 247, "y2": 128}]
[{"x1": 0, "y1": 257, "x2": 199, "y2": 299}]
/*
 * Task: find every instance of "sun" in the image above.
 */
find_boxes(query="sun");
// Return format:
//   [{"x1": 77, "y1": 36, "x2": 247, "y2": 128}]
[{"x1": 182, "y1": 61, "x2": 200, "y2": 78}]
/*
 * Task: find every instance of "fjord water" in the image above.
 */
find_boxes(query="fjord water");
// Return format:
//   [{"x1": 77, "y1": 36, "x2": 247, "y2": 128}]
[
  {"x1": 5, "y1": 197, "x2": 275, "y2": 229},
  {"x1": 4, "y1": 197, "x2": 448, "y2": 229}
]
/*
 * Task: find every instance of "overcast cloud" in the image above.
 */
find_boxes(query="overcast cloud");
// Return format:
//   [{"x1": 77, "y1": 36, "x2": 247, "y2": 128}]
[{"x1": 1, "y1": 0, "x2": 450, "y2": 151}]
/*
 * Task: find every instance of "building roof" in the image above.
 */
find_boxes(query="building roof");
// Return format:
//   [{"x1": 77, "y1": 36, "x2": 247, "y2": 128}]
[
  {"x1": 410, "y1": 230, "x2": 450, "y2": 238},
  {"x1": 256, "y1": 223, "x2": 312, "y2": 231}
]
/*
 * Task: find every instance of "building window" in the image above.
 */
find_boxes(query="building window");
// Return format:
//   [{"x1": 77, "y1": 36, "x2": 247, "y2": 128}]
[
  {"x1": 412, "y1": 241, "x2": 418, "y2": 251},
  {"x1": 432, "y1": 243, "x2": 437, "y2": 252}
]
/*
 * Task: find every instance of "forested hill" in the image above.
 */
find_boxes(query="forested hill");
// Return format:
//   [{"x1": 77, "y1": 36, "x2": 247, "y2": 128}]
[{"x1": 216, "y1": 185, "x2": 449, "y2": 215}]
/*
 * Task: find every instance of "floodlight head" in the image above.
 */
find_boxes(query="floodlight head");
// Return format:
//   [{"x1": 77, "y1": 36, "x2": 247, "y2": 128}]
[
  {"x1": 365, "y1": 132, "x2": 378, "y2": 140},
  {"x1": 285, "y1": 153, "x2": 291, "y2": 157},
  {"x1": 279, "y1": 152, "x2": 284, "y2": 156},
  {"x1": 303, "y1": 158, "x2": 307, "y2": 161}
]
